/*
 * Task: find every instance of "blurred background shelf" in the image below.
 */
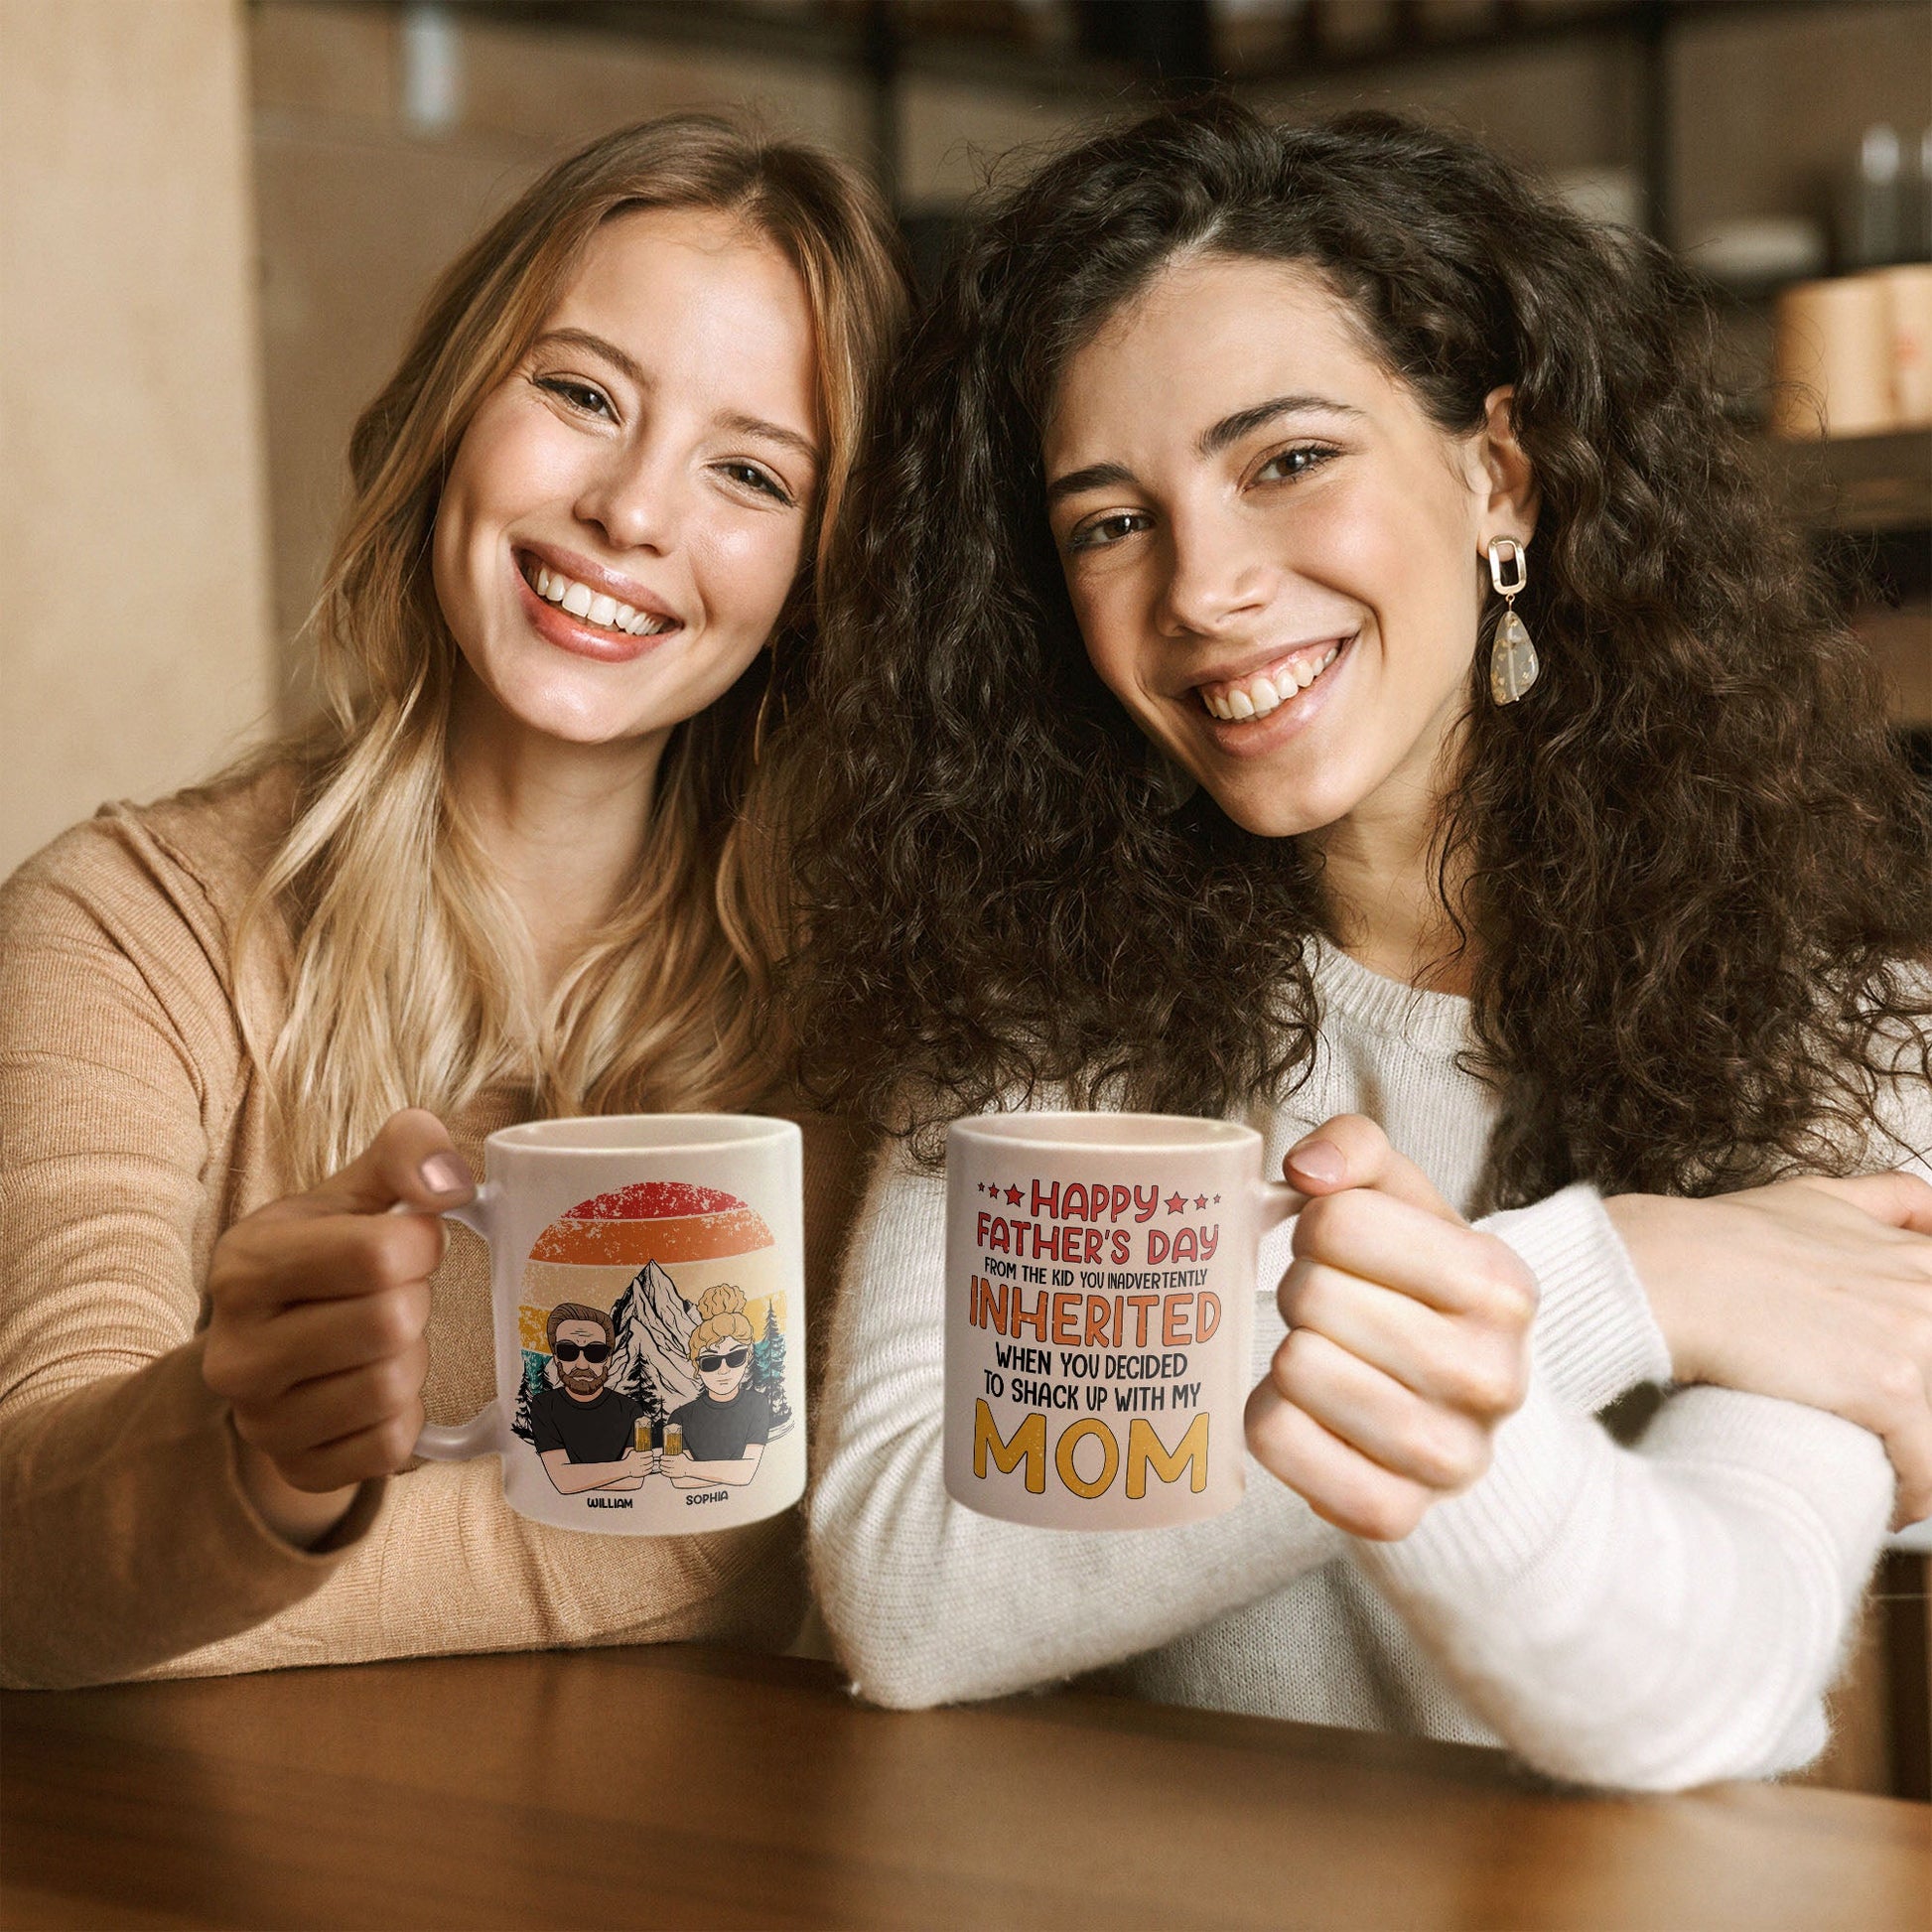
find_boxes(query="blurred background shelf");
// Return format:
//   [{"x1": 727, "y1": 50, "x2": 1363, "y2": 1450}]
[
  {"x1": 1774, "y1": 429, "x2": 1932, "y2": 736},
  {"x1": 1781, "y1": 427, "x2": 1932, "y2": 533}
]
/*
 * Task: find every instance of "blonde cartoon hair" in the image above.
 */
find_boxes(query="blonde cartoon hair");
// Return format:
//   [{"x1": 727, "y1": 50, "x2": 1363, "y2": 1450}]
[
  {"x1": 233, "y1": 114, "x2": 908, "y2": 1187},
  {"x1": 688, "y1": 1284, "x2": 755, "y2": 1363}
]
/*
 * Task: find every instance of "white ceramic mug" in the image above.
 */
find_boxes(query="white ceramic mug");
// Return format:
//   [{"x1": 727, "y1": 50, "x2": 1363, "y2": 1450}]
[
  {"x1": 944, "y1": 1113, "x2": 1297, "y2": 1530},
  {"x1": 415, "y1": 1114, "x2": 804, "y2": 1536}
]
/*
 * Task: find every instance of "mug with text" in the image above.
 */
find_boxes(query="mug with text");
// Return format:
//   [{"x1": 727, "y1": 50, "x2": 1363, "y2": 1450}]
[
  {"x1": 944, "y1": 1113, "x2": 1297, "y2": 1530},
  {"x1": 415, "y1": 1114, "x2": 804, "y2": 1535}
]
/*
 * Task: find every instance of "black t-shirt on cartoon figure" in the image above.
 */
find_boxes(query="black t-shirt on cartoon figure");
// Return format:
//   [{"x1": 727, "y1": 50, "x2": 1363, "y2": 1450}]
[
  {"x1": 529, "y1": 1382, "x2": 647, "y2": 1464},
  {"x1": 670, "y1": 1384, "x2": 772, "y2": 1462}
]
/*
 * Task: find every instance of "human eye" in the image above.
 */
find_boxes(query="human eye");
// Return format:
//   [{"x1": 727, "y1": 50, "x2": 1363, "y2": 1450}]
[
  {"x1": 533, "y1": 373, "x2": 617, "y2": 421},
  {"x1": 1065, "y1": 508, "x2": 1153, "y2": 555},
  {"x1": 716, "y1": 460, "x2": 796, "y2": 508},
  {"x1": 1253, "y1": 443, "x2": 1337, "y2": 485}
]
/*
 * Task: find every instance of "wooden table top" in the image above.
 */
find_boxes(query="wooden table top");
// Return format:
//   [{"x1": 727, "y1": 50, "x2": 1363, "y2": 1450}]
[{"x1": 4, "y1": 1644, "x2": 1928, "y2": 1931}]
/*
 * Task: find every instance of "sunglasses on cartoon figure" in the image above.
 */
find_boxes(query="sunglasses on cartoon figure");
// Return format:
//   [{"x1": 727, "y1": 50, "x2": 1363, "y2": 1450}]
[
  {"x1": 552, "y1": 1340, "x2": 612, "y2": 1364},
  {"x1": 699, "y1": 1347, "x2": 752, "y2": 1373}
]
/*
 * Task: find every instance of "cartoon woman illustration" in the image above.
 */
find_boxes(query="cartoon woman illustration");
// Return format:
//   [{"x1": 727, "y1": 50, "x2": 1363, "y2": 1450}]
[{"x1": 661, "y1": 1285, "x2": 770, "y2": 1488}]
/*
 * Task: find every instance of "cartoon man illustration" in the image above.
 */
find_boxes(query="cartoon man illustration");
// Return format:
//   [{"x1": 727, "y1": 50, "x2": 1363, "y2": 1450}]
[
  {"x1": 529, "y1": 1303, "x2": 649, "y2": 1494},
  {"x1": 661, "y1": 1284, "x2": 770, "y2": 1489}
]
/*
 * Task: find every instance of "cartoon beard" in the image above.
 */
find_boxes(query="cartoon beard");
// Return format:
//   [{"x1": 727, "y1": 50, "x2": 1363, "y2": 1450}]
[{"x1": 562, "y1": 1364, "x2": 606, "y2": 1398}]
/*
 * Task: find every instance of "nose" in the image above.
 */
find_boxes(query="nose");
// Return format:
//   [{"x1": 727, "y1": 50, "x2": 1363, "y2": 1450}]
[
  {"x1": 1157, "y1": 500, "x2": 1274, "y2": 639},
  {"x1": 574, "y1": 438, "x2": 683, "y2": 556}
]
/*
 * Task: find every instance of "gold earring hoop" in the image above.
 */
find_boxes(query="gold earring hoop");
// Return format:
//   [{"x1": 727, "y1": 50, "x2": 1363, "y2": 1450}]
[{"x1": 1486, "y1": 537, "x2": 1539, "y2": 705}]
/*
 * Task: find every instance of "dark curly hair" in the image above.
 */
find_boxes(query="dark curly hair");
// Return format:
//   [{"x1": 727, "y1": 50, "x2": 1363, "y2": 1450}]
[{"x1": 782, "y1": 99, "x2": 1932, "y2": 1205}]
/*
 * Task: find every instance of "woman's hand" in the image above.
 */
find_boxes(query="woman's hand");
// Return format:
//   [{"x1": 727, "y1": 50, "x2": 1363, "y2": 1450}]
[
  {"x1": 1606, "y1": 1173, "x2": 1932, "y2": 1526},
  {"x1": 1246, "y1": 1116, "x2": 1537, "y2": 1541},
  {"x1": 202, "y1": 1108, "x2": 475, "y2": 1548}
]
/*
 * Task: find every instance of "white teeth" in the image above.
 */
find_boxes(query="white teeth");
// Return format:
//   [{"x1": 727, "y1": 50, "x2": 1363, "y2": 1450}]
[
  {"x1": 528, "y1": 560, "x2": 671, "y2": 635},
  {"x1": 1199, "y1": 639, "x2": 1347, "y2": 720}
]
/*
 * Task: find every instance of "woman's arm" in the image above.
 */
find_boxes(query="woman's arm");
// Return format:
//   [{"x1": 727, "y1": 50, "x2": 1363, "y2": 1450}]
[
  {"x1": 0, "y1": 828, "x2": 387, "y2": 1687},
  {"x1": 1248, "y1": 1119, "x2": 1893, "y2": 1789},
  {"x1": 1357, "y1": 1373, "x2": 1891, "y2": 1790},
  {"x1": 1606, "y1": 1168, "x2": 1932, "y2": 1524},
  {"x1": 808, "y1": 1141, "x2": 1346, "y2": 1712}
]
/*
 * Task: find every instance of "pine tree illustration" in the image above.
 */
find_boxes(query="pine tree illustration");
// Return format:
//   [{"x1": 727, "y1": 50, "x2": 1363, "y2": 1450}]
[
  {"x1": 511, "y1": 1351, "x2": 544, "y2": 1447},
  {"x1": 753, "y1": 1303, "x2": 790, "y2": 1426}
]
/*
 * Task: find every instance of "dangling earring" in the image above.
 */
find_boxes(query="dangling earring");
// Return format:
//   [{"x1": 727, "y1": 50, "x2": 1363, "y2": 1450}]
[{"x1": 1486, "y1": 537, "x2": 1538, "y2": 705}]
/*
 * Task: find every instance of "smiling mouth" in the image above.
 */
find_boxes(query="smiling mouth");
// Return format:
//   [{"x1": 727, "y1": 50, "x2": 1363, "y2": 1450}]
[
  {"x1": 519, "y1": 555, "x2": 679, "y2": 640},
  {"x1": 1194, "y1": 635, "x2": 1351, "y2": 720}
]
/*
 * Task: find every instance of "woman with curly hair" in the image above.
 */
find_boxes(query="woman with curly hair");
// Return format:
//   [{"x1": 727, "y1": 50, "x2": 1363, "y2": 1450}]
[
  {"x1": 0, "y1": 115, "x2": 905, "y2": 1687},
  {"x1": 791, "y1": 100, "x2": 1932, "y2": 1788}
]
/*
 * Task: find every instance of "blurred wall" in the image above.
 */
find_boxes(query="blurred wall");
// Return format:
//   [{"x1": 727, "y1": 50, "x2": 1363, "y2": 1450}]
[{"x1": 1, "y1": 0, "x2": 274, "y2": 876}]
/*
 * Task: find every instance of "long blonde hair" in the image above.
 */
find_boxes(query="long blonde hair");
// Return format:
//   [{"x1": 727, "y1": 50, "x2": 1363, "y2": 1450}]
[{"x1": 242, "y1": 116, "x2": 907, "y2": 1185}]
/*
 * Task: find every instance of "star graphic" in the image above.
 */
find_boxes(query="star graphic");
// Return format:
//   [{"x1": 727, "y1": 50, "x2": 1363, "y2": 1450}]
[
  {"x1": 1005, "y1": 1184, "x2": 1023, "y2": 1205},
  {"x1": 1213, "y1": 1194, "x2": 1221, "y2": 1204},
  {"x1": 1194, "y1": 1194, "x2": 1208, "y2": 1209},
  {"x1": 1165, "y1": 1191, "x2": 1187, "y2": 1214}
]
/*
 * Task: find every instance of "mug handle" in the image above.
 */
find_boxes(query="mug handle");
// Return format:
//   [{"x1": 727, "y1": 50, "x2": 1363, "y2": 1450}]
[
  {"x1": 1254, "y1": 1177, "x2": 1304, "y2": 1233},
  {"x1": 392, "y1": 1188, "x2": 509, "y2": 1462}
]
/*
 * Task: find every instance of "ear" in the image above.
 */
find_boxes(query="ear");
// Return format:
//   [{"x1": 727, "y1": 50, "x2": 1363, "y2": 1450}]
[{"x1": 1471, "y1": 385, "x2": 1539, "y2": 552}]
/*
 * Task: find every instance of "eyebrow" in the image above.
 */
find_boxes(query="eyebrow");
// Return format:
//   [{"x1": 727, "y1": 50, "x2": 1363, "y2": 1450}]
[
  {"x1": 530, "y1": 328, "x2": 821, "y2": 469},
  {"x1": 1044, "y1": 461, "x2": 1136, "y2": 508},
  {"x1": 1044, "y1": 392, "x2": 1363, "y2": 508},
  {"x1": 1196, "y1": 393, "x2": 1364, "y2": 460}
]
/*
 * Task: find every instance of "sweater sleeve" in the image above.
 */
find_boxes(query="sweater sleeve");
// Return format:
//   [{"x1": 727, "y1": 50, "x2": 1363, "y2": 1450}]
[
  {"x1": 807, "y1": 1140, "x2": 1345, "y2": 1710},
  {"x1": 1481, "y1": 1184, "x2": 1673, "y2": 1414},
  {"x1": 1353, "y1": 1373, "x2": 1891, "y2": 1790},
  {"x1": 0, "y1": 821, "x2": 383, "y2": 1689}
]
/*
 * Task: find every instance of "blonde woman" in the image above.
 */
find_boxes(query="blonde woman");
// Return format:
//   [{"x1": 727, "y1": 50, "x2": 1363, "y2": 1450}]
[
  {"x1": 662, "y1": 1286, "x2": 768, "y2": 1489},
  {"x1": 0, "y1": 116, "x2": 906, "y2": 1688}
]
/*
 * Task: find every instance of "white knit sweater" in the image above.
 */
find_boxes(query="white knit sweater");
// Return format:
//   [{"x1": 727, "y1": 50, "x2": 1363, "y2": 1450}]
[{"x1": 809, "y1": 942, "x2": 1913, "y2": 1791}]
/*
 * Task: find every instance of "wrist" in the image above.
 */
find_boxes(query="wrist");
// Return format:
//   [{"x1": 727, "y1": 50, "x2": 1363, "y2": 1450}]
[
  {"x1": 231, "y1": 1429, "x2": 359, "y2": 1551},
  {"x1": 1600, "y1": 1192, "x2": 1710, "y2": 1384}
]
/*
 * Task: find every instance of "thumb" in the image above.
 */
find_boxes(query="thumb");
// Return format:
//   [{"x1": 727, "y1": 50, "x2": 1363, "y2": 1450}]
[
  {"x1": 301, "y1": 1108, "x2": 475, "y2": 1217},
  {"x1": 1284, "y1": 1114, "x2": 1462, "y2": 1226}
]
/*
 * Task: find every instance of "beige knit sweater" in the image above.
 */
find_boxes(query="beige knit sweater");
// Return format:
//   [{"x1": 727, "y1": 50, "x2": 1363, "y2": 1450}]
[{"x1": 0, "y1": 768, "x2": 873, "y2": 1689}]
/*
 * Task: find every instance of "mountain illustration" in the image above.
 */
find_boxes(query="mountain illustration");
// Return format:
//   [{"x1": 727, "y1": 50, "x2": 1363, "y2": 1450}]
[{"x1": 611, "y1": 1259, "x2": 701, "y2": 1411}]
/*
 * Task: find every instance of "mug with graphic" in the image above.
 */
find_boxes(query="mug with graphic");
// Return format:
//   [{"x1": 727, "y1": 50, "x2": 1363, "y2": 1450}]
[
  {"x1": 416, "y1": 1114, "x2": 803, "y2": 1535},
  {"x1": 944, "y1": 1113, "x2": 1298, "y2": 1530}
]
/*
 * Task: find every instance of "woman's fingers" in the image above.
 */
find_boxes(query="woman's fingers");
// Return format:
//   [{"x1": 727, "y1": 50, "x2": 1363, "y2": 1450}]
[
  {"x1": 229, "y1": 1337, "x2": 431, "y2": 1463},
  {"x1": 1291, "y1": 1186, "x2": 1539, "y2": 1322},
  {"x1": 268, "y1": 1406, "x2": 430, "y2": 1494},
  {"x1": 205, "y1": 1281, "x2": 434, "y2": 1407},
  {"x1": 1280, "y1": 1258, "x2": 1530, "y2": 1417},
  {"x1": 1266, "y1": 1326, "x2": 1496, "y2": 1495},
  {"x1": 210, "y1": 1207, "x2": 448, "y2": 1317},
  {"x1": 1284, "y1": 1115, "x2": 1460, "y2": 1224},
  {"x1": 1244, "y1": 1379, "x2": 1437, "y2": 1541},
  {"x1": 200, "y1": 1111, "x2": 466, "y2": 1500},
  {"x1": 298, "y1": 1107, "x2": 475, "y2": 1218}
]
